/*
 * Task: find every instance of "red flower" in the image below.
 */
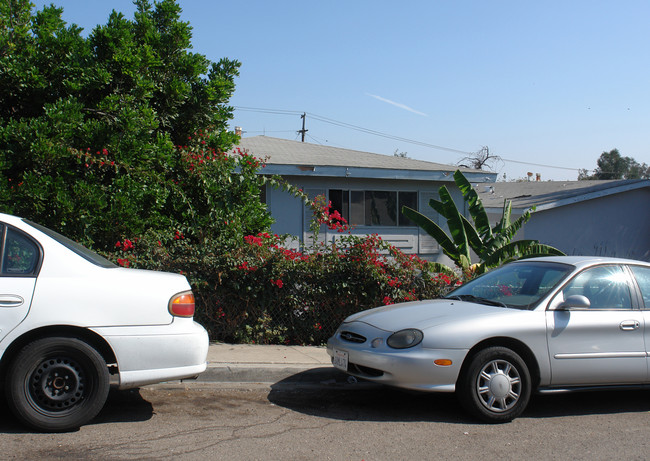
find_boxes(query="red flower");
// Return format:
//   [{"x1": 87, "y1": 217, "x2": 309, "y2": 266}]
[
  {"x1": 237, "y1": 261, "x2": 257, "y2": 272},
  {"x1": 244, "y1": 235, "x2": 263, "y2": 246},
  {"x1": 117, "y1": 258, "x2": 130, "y2": 268}
]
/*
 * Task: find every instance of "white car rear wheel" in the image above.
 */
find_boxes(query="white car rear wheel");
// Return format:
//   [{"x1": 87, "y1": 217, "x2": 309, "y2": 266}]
[{"x1": 5, "y1": 337, "x2": 110, "y2": 432}]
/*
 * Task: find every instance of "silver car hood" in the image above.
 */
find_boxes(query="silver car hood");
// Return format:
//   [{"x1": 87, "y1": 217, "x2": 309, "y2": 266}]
[{"x1": 345, "y1": 299, "x2": 508, "y2": 331}]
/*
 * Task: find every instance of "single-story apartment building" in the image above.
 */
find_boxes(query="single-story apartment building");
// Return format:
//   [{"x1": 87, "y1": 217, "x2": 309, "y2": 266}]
[
  {"x1": 475, "y1": 179, "x2": 650, "y2": 261},
  {"x1": 235, "y1": 136, "x2": 650, "y2": 263},
  {"x1": 235, "y1": 136, "x2": 496, "y2": 263}
]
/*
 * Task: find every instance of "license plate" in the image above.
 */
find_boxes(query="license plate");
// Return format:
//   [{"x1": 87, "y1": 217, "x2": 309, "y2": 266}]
[{"x1": 332, "y1": 349, "x2": 349, "y2": 371}]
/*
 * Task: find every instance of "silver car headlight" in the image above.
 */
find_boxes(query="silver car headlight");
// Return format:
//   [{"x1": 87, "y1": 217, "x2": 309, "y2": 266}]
[{"x1": 386, "y1": 329, "x2": 423, "y2": 349}]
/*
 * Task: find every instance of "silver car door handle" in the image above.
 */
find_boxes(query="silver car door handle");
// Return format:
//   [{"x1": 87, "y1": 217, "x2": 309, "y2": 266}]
[
  {"x1": 619, "y1": 320, "x2": 640, "y2": 331},
  {"x1": 0, "y1": 295, "x2": 24, "y2": 307}
]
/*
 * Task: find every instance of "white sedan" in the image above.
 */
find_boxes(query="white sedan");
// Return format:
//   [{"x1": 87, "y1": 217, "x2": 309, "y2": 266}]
[{"x1": 0, "y1": 213, "x2": 209, "y2": 431}]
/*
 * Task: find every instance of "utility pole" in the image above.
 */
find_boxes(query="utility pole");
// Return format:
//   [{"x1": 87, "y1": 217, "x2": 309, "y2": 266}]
[{"x1": 298, "y1": 112, "x2": 308, "y2": 142}]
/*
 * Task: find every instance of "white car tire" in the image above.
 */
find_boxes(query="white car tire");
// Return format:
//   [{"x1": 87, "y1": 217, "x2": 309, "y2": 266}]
[{"x1": 5, "y1": 337, "x2": 110, "y2": 432}]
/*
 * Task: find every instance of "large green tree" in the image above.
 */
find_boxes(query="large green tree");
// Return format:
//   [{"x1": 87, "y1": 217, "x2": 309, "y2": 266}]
[
  {"x1": 579, "y1": 149, "x2": 650, "y2": 180},
  {"x1": 0, "y1": 0, "x2": 256, "y2": 250}
]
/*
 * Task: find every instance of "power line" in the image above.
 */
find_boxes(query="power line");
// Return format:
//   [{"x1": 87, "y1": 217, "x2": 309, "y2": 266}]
[
  {"x1": 235, "y1": 107, "x2": 469, "y2": 154},
  {"x1": 234, "y1": 106, "x2": 303, "y2": 116},
  {"x1": 241, "y1": 130, "x2": 296, "y2": 134},
  {"x1": 305, "y1": 133, "x2": 326, "y2": 145},
  {"x1": 307, "y1": 112, "x2": 470, "y2": 155},
  {"x1": 498, "y1": 157, "x2": 581, "y2": 171},
  {"x1": 233, "y1": 106, "x2": 584, "y2": 172}
]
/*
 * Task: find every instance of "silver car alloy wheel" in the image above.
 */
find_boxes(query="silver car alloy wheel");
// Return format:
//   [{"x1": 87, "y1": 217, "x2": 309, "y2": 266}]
[{"x1": 475, "y1": 359, "x2": 522, "y2": 413}]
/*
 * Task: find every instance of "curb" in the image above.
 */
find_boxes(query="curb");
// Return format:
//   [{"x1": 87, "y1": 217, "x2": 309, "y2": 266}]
[
  {"x1": 191, "y1": 364, "x2": 336, "y2": 384},
  {"x1": 174, "y1": 365, "x2": 380, "y2": 391}
]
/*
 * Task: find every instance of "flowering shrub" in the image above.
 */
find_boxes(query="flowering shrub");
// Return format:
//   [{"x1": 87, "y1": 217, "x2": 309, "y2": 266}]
[
  {"x1": 193, "y1": 232, "x2": 459, "y2": 345},
  {"x1": 191, "y1": 200, "x2": 459, "y2": 345},
  {"x1": 110, "y1": 191, "x2": 460, "y2": 345}
]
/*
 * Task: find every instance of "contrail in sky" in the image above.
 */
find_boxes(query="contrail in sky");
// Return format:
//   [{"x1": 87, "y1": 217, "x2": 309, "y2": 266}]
[{"x1": 366, "y1": 93, "x2": 428, "y2": 116}]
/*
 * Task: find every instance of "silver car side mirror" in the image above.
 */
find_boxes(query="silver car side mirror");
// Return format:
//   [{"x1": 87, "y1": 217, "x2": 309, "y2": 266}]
[{"x1": 555, "y1": 294, "x2": 591, "y2": 311}]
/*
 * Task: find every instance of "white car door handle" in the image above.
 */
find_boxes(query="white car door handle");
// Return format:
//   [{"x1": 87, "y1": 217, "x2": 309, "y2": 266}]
[
  {"x1": 619, "y1": 320, "x2": 640, "y2": 331},
  {"x1": 0, "y1": 295, "x2": 24, "y2": 307}
]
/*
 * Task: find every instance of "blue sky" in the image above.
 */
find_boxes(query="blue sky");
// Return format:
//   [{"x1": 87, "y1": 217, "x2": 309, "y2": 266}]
[{"x1": 33, "y1": 1, "x2": 649, "y2": 180}]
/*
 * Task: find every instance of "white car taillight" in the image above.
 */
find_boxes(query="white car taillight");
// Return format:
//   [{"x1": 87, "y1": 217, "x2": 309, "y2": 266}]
[{"x1": 169, "y1": 291, "x2": 195, "y2": 317}]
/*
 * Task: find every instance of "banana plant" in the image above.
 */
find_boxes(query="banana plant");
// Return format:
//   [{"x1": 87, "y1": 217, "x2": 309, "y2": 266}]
[{"x1": 402, "y1": 170, "x2": 565, "y2": 274}]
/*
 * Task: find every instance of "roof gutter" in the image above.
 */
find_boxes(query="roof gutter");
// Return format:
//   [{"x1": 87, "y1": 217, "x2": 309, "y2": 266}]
[{"x1": 259, "y1": 164, "x2": 497, "y2": 183}]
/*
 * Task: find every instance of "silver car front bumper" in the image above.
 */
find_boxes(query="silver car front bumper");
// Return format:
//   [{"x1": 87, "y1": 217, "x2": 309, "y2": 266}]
[{"x1": 327, "y1": 321, "x2": 468, "y2": 392}]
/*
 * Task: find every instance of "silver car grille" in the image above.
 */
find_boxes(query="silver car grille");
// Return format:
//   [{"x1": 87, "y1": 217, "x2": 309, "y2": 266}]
[
  {"x1": 350, "y1": 363, "x2": 383, "y2": 377},
  {"x1": 339, "y1": 331, "x2": 366, "y2": 343}
]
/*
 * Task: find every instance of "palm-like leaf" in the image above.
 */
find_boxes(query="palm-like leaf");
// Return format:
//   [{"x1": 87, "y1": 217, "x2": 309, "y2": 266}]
[
  {"x1": 482, "y1": 240, "x2": 565, "y2": 267},
  {"x1": 402, "y1": 206, "x2": 468, "y2": 268},
  {"x1": 492, "y1": 200, "x2": 512, "y2": 234},
  {"x1": 517, "y1": 243, "x2": 565, "y2": 259},
  {"x1": 436, "y1": 187, "x2": 471, "y2": 264},
  {"x1": 427, "y1": 261, "x2": 457, "y2": 276},
  {"x1": 483, "y1": 203, "x2": 533, "y2": 256},
  {"x1": 454, "y1": 170, "x2": 492, "y2": 240},
  {"x1": 406, "y1": 170, "x2": 565, "y2": 273},
  {"x1": 460, "y1": 214, "x2": 484, "y2": 253}
]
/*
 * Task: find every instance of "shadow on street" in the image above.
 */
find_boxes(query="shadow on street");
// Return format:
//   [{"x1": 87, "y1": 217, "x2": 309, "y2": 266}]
[
  {"x1": 268, "y1": 369, "x2": 650, "y2": 424},
  {"x1": 0, "y1": 388, "x2": 153, "y2": 434},
  {"x1": 268, "y1": 368, "x2": 468, "y2": 424}
]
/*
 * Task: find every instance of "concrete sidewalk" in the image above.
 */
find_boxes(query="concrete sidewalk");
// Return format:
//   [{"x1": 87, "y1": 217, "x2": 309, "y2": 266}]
[{"x1": 188, "y1": 342, "x2": 337, "y2": 385}]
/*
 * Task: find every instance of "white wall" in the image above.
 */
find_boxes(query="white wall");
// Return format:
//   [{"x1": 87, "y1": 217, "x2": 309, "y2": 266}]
[{"x1": 524, "y1": 188, "x2": 650, "y2": 261}]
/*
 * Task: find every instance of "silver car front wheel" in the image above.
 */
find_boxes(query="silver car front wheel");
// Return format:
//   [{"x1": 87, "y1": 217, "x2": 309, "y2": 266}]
[{"x1": 458, "y1": 346, "x2": 531, "y2": 423}]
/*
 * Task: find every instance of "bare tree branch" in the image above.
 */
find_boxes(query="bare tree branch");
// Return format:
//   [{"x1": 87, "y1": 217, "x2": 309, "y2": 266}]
[{"x1": 456, "y1": 146, "x2": 503, "y2": 171}]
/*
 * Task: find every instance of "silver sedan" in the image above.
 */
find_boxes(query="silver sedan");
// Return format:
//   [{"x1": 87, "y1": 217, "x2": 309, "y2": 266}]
[{"x1": 327, "y1": 256, "x2": 650, "y2": 422}]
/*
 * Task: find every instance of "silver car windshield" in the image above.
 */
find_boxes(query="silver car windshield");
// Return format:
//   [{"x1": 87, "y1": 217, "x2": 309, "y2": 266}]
[{"x1": 446, "y1": 261, "x2": 573, "y2": 309}]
